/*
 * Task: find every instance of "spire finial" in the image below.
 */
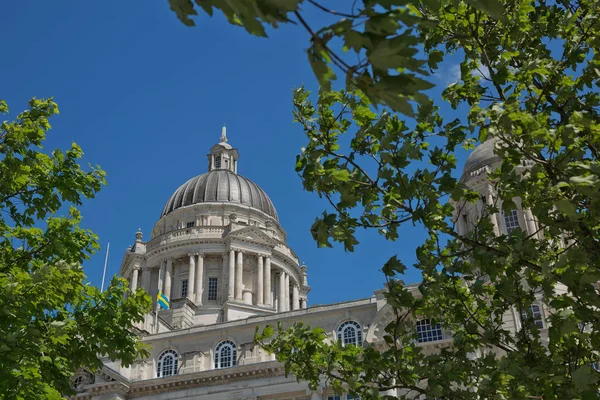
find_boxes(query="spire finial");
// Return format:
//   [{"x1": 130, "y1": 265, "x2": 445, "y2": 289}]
[{"x1": 220, "y1": 124, "x2": 227, "y2": 143}]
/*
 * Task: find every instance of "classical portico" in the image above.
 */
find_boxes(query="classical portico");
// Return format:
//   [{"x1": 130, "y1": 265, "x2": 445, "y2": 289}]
[{"x1": 120, "y1": 128, "x2": 309, "y2": 330}]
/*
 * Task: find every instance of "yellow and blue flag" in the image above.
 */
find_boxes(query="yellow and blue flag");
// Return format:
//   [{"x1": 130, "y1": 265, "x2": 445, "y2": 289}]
[{"x1": 157, "y1": 291, "x2": 170, "y2": 310}]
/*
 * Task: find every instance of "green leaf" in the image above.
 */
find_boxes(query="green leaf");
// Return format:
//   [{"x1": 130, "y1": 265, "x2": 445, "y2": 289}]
[{"x1": 466, "y1": 0, "x2": 506, "y2": 20}]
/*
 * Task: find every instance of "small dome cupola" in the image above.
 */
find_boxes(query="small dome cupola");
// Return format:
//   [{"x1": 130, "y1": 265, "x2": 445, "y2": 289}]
[{"x1": 208, "y1": 125, "x2": 240, "y2": 173}]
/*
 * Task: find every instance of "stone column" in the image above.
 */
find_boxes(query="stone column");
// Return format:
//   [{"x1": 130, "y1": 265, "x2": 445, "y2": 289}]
[
  {"x1": 159, "y1": 260, "x2": 165, "y2": 293},
  {"x1": 256, "y1": 256, "x2": 264, "y2": 306},
  {"x1": 284, "y1": 273, "x2": 290, "y2": 311},
  {"x1": 292, "y1": 285, "x2": 299, "y2": 310},
  {"x1": 524, "y1": 209, "x2": 537, "y2": 236},
  {"x1": 141, "y1": 268, "x2": 151, "y2": 293},
  {"x1": 164, "y1": 258, "x2": 173, "y2": 300},
  {"x1": 235, "y1": 251, "x2": 243, "y2": 300},
  {"x1": 278, "y1": 272, "x2": 286, "y2": 312},
  {"x1": 486, "y1": 193, "x2": 500, "y2": 235},
  {"x1": 456, "y1": 212, "x2": 466, "y2": 235},
  {"x1": 155, "y1": 261, "x2": 165, "y2": 311},
  {"x1": 300, "y1": 298, "x2": 307, "y2": 309},
  {"x1": 188, "y1": 254, "x2": 196, "y2": 301},
  {"x1": 130, "y1": 268, "x2": 139, "y2": 293},
  {"x1": 310, "y1": 391, "x2": 323, "y2": 400},
  {"x1": 228, "y1": 249, "x2": 235, "y2": 299},
  {"x1": 222, "y1": 253, "x2": 228, "y2": 301},
  {"x1": 196, "y1": 254, "x2": 204, "y2": 304},
  {"x1": 264, "y1": 256, "x2": 271, "y2": 306},
  {"x1": 271, "y1": 272, "x2": 275, "y2": 309}
]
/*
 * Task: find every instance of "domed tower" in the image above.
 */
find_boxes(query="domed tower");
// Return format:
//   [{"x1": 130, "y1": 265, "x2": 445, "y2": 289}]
[
  {"x1": 453, "y1": 138, "x2": 541, "y2": 238},
  {"x1": 120, "y1": 128, "x2": 310, "y2": 330}
]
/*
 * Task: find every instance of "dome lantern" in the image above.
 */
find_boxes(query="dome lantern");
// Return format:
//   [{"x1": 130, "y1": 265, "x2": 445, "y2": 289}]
[{"x1": 207, "y1": 125, "x2": 239, "y2": 173}]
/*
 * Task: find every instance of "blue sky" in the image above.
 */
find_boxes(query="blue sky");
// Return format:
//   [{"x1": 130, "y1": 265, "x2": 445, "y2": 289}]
[{"x1": 0, "y1": 2, "x2": 468, "y2": 305}]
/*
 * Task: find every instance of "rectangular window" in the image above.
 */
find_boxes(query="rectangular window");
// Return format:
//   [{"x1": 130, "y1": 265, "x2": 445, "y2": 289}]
[
  {"x1": 416, "y1": 319, "x2": 443, "y2": 343},
  {"x1": 327, "y1": 396, "x2": 341, "y2": 400},
  {"x1": 215, "y1": 156, "x2": 221, "y2": 168},
  {"x1": 186, "y1": 221, "x2": 195, "y2": 228},
  {"x1": 520, "y1": 304, "x2": 544, "y2": 329},
  {"x1": 504, "y1": 209, "x2": 520, "y2": 233},
  {"x1": 208, "y1": 278, "x2": 218, "y2": 301},
  {"x1": 181, "y1": 279, "x2": 188, "y2": 298}
]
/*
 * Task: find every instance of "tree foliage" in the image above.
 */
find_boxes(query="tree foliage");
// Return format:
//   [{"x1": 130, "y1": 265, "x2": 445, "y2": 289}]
[
  {"x1": 174, "y1": 0, "x2": 600, "y2": 398},
  {"x1": 0, "y1": 98, "x2": 151, "y2": 399}
]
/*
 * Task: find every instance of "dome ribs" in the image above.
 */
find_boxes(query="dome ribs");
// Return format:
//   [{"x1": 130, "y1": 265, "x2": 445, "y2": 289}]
[
  {"x1": 205, "y1": 171, "x2": 218, "y2": 202},
  {"x1": 216, "y1": 171, "x2": 229, "y2": 202},
  {"x1": 229, "y1": 172, "x2": 241, "y2": 203},
  {"x1": 160, "y1": 170, "x2": 279, "y2": 221},
  {"x1": 182, "y1": 179, "x2": 195, "y2": 206},
  {"x1": 192, "y1": 173, "x2": 209, "y2": 204},
  {"x1": 247, "y1": 180, "x2": 262, "y2": 212},
  {"x1": 238, "y1": 173, "x2": 251, "y2": 205}
]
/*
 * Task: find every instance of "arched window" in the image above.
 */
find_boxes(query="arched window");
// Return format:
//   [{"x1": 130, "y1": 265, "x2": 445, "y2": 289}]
[
  {"x1": 157, "y1": 349, "x2": 178, "y2": 377},
  {"x1": 73, "y1": 375, "x2": 84, "y2": 389},
  {"x1": 337, "y1": 321, "x2": 362, "y2": 347},
  {"x1": 214, "y1": 340, "x2": 237, "y2": 369}
]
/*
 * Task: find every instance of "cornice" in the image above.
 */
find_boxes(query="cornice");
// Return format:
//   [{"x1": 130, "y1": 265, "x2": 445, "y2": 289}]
[
  {"x1": 120, "y1": 251, "x2": 144, "y2": 277},
  {"x1": 75, "y1": 362, "x2": 286, "y2": 399}
]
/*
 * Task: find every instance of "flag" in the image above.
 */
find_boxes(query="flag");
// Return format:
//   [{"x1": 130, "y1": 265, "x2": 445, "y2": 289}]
[{"x1": 157, "y1": 291, "x2": 170, "y2": 310}]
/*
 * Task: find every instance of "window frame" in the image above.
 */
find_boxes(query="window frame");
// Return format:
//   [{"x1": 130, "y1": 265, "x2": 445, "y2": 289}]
[
  {"x1": 73, "y1": 375, "x2": 84, "y2": 389},
  {"x1": 214, "y1": 340, "x2": 237, "y2": 369},
  {"x1": 186, "y1": 221, "x2": 195, "y2": 228},
  {"x1": 520, "y1": 304, "x2": 544, "y2": 329},
  {"x1": 504, "y1": 209, "x2": 520, "y2": 233},
  {"x1": 157, "y1": 349, "x2": 178, "y2": 378},
  {"x1": 181, "y1": 279, "x2": 188, "y2": 298},
  {"x1": 416, "y1": 318, "x2": 444, "y2": 343},
  {"x1": 337, "y1": 321, "x2": 363, "y2": 347},
  {"x1": 208, "y1": 277, "x2": 218, "y2": 301}
]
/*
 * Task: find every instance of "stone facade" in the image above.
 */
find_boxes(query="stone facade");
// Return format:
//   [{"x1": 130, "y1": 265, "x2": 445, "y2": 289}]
[{"x1": 74, "y1": 133, "x2": 553, "y2": 400}]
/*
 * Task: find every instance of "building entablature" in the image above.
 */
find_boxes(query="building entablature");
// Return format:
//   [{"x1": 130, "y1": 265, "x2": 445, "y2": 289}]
[
  {"x1": 119, "y1": 249, "x2": 144, "y2": 277},
  {"x1": 142, "y1": 296, "x2": 377, "y2": 344},
  {"x1": 73, "y1": 361, "x2": 286, "y2": 400}
]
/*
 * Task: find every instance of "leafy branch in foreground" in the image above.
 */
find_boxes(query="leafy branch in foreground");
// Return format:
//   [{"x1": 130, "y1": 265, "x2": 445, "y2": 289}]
[
  {"x1": 168, "y1": 0, "x2": 445, "y2": 115},
  {"x1": 0, "y1": 98, "x2": 151, "y2": 399},
  {"x1": 172, "y1": 0, "x2": 600, "y2": 398}
]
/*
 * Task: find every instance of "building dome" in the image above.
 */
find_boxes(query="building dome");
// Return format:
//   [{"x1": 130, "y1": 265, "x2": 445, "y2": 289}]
[
  {"x1": 161, "y1": 169, "x2": 279, "y2": 220},
  {"x1": 461, "y1": 138, "x2": 501, "y2": 180}
]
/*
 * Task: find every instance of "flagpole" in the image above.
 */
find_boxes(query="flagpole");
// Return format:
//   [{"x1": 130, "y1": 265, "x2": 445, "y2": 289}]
[{"x1": 101, "y1": 242, "x2": 110, "y2": 292}]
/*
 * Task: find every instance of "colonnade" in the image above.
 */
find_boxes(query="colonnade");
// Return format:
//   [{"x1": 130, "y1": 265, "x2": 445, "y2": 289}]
[
  {"x1": 130, "y1": 250, "x2": 306, "y2": 312},
  {"x1": 455, "y1": 192, "x2": 540, "y2": 238}
]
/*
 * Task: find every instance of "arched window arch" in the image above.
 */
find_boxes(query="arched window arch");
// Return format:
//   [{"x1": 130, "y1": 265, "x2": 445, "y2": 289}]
[
  {"x1": 73, "y1": 375, "x2": 84, "y2": 389},
  {"x1": 214, "y1": 340, "x2": 237, "y2": 369},
  {"x1": 337, "y1": 321, "x2": 362, "y2": 347},
  {"x1": 157, "y1": 349, "x2": 178, "y2": 377}
]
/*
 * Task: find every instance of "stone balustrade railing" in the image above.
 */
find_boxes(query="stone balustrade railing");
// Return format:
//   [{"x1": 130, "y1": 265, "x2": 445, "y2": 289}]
[
  {"x1": 274, "y1": 243, "x2": 298, "y2": 264},
  {"x1": 146, "y1": 226, "x2": 226, "y2": 252}
]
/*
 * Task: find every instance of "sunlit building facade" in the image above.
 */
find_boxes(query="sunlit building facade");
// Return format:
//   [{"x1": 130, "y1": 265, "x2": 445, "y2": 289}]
[{"x1": 73, "y1": 132, "x2": 552, "y2": 400}]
